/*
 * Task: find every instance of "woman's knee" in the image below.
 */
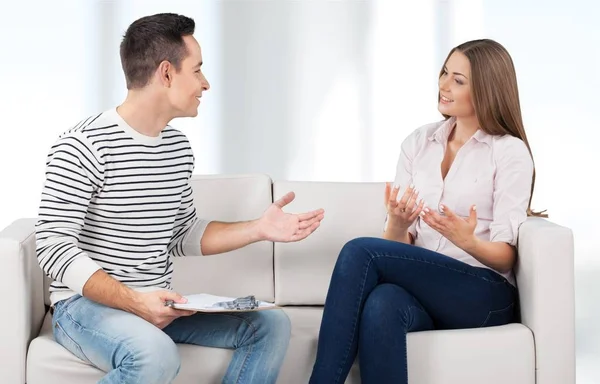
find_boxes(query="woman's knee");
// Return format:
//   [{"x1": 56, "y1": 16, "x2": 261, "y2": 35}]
[
  {"x1": 361, "y1": 284, "x2": 416, "y2": 329},
  {"x1": 336, "y1": 237, "x2": 379, "y2": 268}
]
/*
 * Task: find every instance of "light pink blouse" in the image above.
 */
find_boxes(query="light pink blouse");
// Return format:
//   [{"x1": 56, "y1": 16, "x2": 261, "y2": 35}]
[{"x1": 392, "y1": 117, "x2": 533, "y2": 284}]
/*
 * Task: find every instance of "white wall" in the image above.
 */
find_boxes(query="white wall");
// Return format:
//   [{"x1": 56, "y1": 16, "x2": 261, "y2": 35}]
[{"x1": 0, "y1": 0, "x2": 598, "y2": 381}]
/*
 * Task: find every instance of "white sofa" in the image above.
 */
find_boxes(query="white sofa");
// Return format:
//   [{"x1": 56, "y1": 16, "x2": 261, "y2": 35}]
[{"x1": 0, "y1": 174, "x2": 575, "y2": 384}]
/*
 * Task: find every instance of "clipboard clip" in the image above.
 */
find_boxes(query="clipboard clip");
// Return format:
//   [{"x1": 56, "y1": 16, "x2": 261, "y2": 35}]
[{"x1": 212, "y1": 295, "x2": 259, "y2": 310}]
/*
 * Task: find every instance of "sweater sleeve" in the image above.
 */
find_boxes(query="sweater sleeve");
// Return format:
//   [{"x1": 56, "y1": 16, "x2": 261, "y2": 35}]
[
  {"x1": 35, "y1": 132, "x2": 105, "y2": 295},
  {"x1": 166, "y1": 149, "x2": 211, "y2": 257}
]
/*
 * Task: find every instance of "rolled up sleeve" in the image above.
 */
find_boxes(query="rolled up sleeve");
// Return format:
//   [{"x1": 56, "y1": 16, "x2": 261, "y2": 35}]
[{"x1": 489, "y1": 137, "x2": 534, "y2": 246}]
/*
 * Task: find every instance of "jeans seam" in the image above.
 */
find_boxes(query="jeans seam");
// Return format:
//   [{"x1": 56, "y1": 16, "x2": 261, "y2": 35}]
[
  {"x1": 358, "y1": 242, "x2": 506, "y2": 285},
  {"x1": 61, "y1": 304, "x2": 138, "y2": 371},
  {"x1": 405, "y1": 304, "x2": 429, "y2": 330},
  {"x1": 334, "y1": 250, "x2": 377, "y2": 384},
  {"x1": 54, "y1": 319, "x2": 94, "y2": 364},
  {"x1": 479, "y1": 302, "x2": 515, "y2": 328},
  {"x1": 216, "y1": 313, "x2": 257, "y2": 384}
]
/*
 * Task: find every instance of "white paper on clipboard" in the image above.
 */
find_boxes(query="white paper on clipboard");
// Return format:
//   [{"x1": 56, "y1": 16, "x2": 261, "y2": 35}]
[{"x1": 172, "y1": 293, "x2": 279, "y2": 312}]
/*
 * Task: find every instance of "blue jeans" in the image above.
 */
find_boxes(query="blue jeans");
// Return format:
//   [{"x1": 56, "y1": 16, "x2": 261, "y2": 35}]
[
  {"x1": 51, "y1": 294, "x2": 291, "y2": 384},
  {"x1": 309, "y1": 237, "x2": 517, "y2": 384}
]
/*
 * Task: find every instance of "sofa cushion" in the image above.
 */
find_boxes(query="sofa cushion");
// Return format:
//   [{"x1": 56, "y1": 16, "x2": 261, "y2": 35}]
[
  {"x1": 41, "y1": 174, "x2": 276, "y2": 304},
  {"x1": 273, "y1": 181, "x2": 387, "y2": 305},
  {"x1": 280, "y1": 307, "x2": 535, "y2": 384},
  {"x1": 172, "y1": 173, "x2": 277, "y2": 301},
  {"x1": 27, "y1": 307, "x2": 534, "y2": 384},
  {"x1": 26, "y1": 312, "x2": 232, "y2": 384}
]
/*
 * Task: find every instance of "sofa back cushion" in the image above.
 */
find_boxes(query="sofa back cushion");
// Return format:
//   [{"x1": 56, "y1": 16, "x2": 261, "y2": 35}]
[
  {"x1": 42, "y1": 174, "x2": 276, "y2": 305},
  {"x1": 171, "y1": 174, "x2": 276, "y2": 301},
  {"x1": 273, "y1": 181, "x2": 387, "y2": 305}
]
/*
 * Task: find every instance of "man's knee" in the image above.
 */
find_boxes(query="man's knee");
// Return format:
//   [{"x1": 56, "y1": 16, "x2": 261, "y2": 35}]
[
  {"x1": 122, "y1": 331, "x2": 181, "y2": 384},
  {"x1": 253, "y1": 309, "x2": 291, "y2": 348}
]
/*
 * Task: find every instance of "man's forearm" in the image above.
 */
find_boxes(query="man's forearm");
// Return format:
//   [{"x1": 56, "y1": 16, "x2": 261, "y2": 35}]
[
  {"x1": 82, "y1": 269, "x2": 139, "y2": 312},
  {"x1": 200, "y1": 220, "x2": 264, "y2": 255}
]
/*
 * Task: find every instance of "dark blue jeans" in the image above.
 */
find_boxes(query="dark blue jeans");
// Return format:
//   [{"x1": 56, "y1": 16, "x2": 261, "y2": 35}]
[{"x1": 309, "y1": 237, "x2": 517, "y2": 384}]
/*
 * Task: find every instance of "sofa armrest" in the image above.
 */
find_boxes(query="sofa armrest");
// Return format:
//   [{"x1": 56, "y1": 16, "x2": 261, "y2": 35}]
[
  {"x1": 515, "y1": 217, "x2": 575, "y2": 384},
  {"x1": 0, "y1": 218, "x2": 46, "y2": 384}
]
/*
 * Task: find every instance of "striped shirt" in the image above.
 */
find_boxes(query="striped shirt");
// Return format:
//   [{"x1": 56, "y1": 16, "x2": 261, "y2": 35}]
[{"x1": 36, "y1": 108, "x2": 210, "y2": 306}]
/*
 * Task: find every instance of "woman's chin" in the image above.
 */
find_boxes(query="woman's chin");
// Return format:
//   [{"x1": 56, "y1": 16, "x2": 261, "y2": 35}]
[{"x1": 438, "y1": 104, "x2": 454, "y2": 116}]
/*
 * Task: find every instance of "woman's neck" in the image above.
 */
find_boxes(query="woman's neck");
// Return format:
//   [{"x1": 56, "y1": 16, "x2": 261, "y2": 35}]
[{"x1": 450, "y1": 115, "x2": 479, "y2": 144}]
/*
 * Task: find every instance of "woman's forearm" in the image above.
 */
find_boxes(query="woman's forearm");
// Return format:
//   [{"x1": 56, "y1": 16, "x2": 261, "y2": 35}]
[
  {"x1": 383, "y1": 224, "x2": 414, "y2": 245},
  {"x1": 461, "y1": 236, "x2": 516, "y2": 273}
]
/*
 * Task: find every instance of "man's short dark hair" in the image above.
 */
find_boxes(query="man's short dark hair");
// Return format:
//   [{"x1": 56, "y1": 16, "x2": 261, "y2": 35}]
[{"x1": 120, "y1": 13, "x2": 195, "y2": 89}]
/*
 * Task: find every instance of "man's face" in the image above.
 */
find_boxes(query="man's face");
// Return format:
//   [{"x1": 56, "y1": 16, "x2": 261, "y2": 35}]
[{"x1": 167, "y1": 35, "x2": 210, "y2": 118}]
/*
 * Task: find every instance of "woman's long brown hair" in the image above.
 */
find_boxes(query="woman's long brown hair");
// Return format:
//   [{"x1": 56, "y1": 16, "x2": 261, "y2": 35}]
[{"x1": 439, "y1": 39, "x2": 546, "y2": 217}]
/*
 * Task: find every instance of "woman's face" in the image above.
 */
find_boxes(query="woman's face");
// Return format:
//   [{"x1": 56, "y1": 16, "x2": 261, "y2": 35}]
[{"x1": 438, "y1": 51, "x2": 475, "y2": 119}]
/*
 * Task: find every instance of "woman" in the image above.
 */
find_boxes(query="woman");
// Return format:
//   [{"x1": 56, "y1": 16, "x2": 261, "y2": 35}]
[{"x1": 309, "y1": 39, "x2": 545, "y2": 384}]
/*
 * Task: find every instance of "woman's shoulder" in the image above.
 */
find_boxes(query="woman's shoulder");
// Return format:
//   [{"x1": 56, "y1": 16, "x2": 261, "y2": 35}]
[
  {"x1": 404, "y1": 119, "x2": 448, "y2": 144},
  {"x1": 490, "y1": 134, "x2": 533, "y2": 170},
  {"x1": 491, "y1": 134, "x2": 530, "y2": 156}
]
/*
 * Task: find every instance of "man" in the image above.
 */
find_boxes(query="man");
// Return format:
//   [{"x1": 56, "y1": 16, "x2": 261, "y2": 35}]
[{"x1": 35, "y1": 13, "x2": 324, "y2": 384}]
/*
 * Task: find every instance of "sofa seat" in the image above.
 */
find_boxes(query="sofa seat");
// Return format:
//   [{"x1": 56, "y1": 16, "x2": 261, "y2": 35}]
[{"x1": 27, "y1": 307, "x2": 535, "y2": 384}]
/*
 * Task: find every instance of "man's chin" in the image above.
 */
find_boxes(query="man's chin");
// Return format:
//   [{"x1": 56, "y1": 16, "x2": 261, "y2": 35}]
[
  {"x1": 180, "y1": 108, "x2": 199, "y2": 118},
  {"x1": 171, "y1": 106, "x2": 200, "y2": 119}
]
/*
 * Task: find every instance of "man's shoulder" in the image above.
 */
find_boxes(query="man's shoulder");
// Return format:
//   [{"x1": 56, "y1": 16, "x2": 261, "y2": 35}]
[
  {"x1": 57, "y1": 110, "x2": 117, "y2": 140},
  {"x1": 162, "y1": 124, "x2": 191, "y2": 142},
  {"x1": 48, "y1": 110, "x2": 119, "y2": 161}
]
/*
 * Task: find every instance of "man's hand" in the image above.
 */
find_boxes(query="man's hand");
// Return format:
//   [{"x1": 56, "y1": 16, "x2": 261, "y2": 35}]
[
  {"x1": 129, "y1": 290, "x2": 196, "y2": 329},
  {"x1": 420, "y1": 204, "x2": 478, "y2": 251},
  {"x1": 257, "y1": 191, "x2": 325, "y2": 242}
]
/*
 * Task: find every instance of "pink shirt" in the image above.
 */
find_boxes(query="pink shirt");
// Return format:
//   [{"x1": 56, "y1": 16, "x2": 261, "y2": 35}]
[{"x1": 392, "y1": 117, "x2": 533, "y2": 284}]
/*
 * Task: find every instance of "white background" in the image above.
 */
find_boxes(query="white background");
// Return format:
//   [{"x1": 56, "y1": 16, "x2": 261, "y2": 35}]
[{"x1": 0, "y1": 1, "x2": 598, "y2": 381}]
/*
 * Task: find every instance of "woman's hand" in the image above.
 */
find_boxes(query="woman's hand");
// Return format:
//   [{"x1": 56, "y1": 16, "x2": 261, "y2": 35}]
[
  {"x1": 421, "y1": 204, "x2": 477, "y2": 251},
  {"x1": 384, "y1": 183, "x2": 425, "y2": 232}
]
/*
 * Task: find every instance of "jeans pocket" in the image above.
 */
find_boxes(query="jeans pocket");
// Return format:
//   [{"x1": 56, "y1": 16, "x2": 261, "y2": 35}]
[
  {"x1": 480, "y1": 302, "x2": 515, "y2": 328},
  {"x1": 53, "y1": 294, "x2": 82, "y2": 313},
  {"x1": 52, "y1": 317, "x2": 92, "y2": 365}
]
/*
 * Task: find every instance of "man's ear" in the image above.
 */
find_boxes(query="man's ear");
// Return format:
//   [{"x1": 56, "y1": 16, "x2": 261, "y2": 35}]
[{"x1": 157, "y1": 60, "x2": 172, "y2": 87}]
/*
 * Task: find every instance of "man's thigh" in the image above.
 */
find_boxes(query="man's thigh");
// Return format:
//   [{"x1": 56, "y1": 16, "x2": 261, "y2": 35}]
[
  {"x1": 52, "y1": 295, "x2": 178, "y2": 372},
  {"x1": 163, "y1": 309, "x2": 290, "y2": 348}
]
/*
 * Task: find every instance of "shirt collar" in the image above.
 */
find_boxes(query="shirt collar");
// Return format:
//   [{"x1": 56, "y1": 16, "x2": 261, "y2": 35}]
[
  {"x1": 472, "y1": 129, "x2": 493, "y2": 146},
  {"x1": 428, "y1": 117, "x2": 456, "y2": 144},
  {"x1": 428, "y1": 116, "x2": 493, "y2": 147}
]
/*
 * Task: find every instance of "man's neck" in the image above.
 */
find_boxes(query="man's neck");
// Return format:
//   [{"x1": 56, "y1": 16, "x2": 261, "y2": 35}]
[{"x1": 117, "y1": 90, "x2": 172, "y2": 137}]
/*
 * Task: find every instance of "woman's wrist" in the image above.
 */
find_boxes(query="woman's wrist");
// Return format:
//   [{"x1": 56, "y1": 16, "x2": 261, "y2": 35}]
[{"x1": 383, "y1": 222, "x2": 412, "y2": 244}]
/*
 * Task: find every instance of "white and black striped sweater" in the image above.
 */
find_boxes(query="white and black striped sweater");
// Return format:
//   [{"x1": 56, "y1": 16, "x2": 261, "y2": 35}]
[{"x1": 36, "y1": 108, "x2": 209, "y2": 306}]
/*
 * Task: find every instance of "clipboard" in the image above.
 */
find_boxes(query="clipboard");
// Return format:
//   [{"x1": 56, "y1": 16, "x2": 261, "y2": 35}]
[{"x1": 165, "y1": 293, "x2": 280, "y2": 313}]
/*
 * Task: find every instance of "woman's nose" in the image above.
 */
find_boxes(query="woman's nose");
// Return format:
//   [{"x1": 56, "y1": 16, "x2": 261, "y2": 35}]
[{"x1": 439, "y1": 76, "x2": 450, "y2": 91}]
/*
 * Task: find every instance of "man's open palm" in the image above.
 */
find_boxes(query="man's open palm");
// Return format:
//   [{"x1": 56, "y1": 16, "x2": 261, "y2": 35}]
[{"x1": 259, "y1": 192, "x2": 325, "y2": 242}]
